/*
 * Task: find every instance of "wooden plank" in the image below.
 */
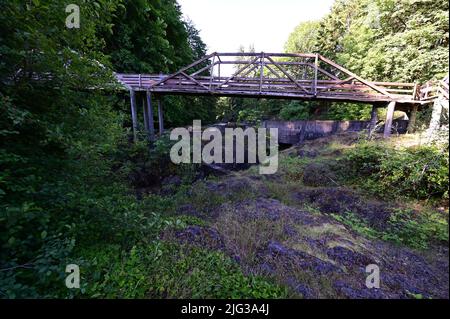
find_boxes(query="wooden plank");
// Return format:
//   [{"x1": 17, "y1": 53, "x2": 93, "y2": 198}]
[{"x1": 180, "y1": 71, "x2": 210, "y2": 91}]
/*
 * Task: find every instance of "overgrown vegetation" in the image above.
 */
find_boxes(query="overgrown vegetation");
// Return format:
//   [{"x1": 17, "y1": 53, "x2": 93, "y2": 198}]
[
  {"x1": 1, "y1": 0, "x2": 448, "y2": 299},
  {"x1": 340, "y1": 141, "x2": 449, "y2": 201}
]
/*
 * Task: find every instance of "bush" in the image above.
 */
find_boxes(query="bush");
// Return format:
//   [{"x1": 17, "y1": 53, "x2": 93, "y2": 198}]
[{"x1": 340, "y1": 141, "x2": 449, "y2": 200}]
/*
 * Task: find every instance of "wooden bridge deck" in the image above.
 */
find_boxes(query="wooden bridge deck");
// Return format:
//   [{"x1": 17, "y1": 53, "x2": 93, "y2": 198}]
[
  {"x1": 116, "y1": 52, "x2": 448, "y2": 142},
  {"x1": 115, "y1": 52, "x2": 436, "y2": 105}
]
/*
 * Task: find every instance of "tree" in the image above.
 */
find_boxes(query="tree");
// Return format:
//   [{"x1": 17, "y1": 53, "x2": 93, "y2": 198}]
[{"x1": 284, "y1": 21, "x2": 320, "y2": 54}]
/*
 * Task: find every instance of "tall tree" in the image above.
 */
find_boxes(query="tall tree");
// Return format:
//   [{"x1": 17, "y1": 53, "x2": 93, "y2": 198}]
[{"x1": 284, "y1": 21, "x2": 320, "y2": 54}]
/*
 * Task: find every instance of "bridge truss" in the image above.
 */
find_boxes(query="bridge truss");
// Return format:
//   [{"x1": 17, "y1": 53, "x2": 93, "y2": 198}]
[{"x1": 114, "y1": 52, "x2": 448, "y2": 141}]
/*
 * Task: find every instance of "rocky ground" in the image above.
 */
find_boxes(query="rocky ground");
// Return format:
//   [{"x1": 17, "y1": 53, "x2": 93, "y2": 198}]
[{"x1": 161, "y1": 133, "x2": 449, "y2": 299}]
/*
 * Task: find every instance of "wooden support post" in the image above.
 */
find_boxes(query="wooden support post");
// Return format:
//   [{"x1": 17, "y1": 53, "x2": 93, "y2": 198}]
[
  {"x1": 383, "y1": 101, "x2": 396, "y2": 138},
  {"x1": 368, "y1": 105, "x2": 378, "y2": 138},
  {"x1": 157, "y1": 97, "x2": 164, "y2": 135},
  {"x1": 129, "y1": 90, "x2": 138, "y2": 142},
  {"x1": 407, "y1": 104, "x2": 418, "y2": 134},
  {"x1": 142, "y1": 95, "x2": 149, "y2": 131},
  {"x1": 146, "y1": 90, "x2": 155, "y2": 141}
]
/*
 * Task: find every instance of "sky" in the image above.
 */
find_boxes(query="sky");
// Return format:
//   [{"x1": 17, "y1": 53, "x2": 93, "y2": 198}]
[{"x1": 178, "y1": 0, "x2": 335, "y2": 53}]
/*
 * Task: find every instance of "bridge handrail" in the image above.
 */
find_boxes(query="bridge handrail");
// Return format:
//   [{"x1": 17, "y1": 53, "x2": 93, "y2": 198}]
[{"x1": 419, "y1": 78, "x2": 449, "y2": 101}]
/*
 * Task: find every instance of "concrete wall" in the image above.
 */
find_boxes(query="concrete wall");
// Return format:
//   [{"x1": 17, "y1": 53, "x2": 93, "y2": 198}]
[{"x1": 263, "y1": 120, "x2": 409, "y2": 144}]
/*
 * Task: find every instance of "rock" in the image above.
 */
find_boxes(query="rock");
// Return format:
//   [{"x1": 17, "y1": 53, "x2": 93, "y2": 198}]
[
  {"x1": 177, "y1": 204, "x2": 202, "y2": 217},
  {"x1": 160, "y1": 175, "x2": 182, "y2": 195},
  {"x1": 302, "y1": 163, "x2": 337, "y2": 187},
  {"x1": 326, "y1": 246, "x2": 374, "y2": 267},
  {"x1": 175, "y1": 226, "x2": 224, "y2": 250},
  {"x1": 293, "y1": 187, "x2": 392, "y2": 231},
  {"x1": 298, "y1": 149, "x2": 319, "y2": 158}
]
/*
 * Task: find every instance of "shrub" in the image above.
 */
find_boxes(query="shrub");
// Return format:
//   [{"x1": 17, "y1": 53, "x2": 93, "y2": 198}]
[{"x1": 340, "y1": 141, "x2": 449, "y2": 200}]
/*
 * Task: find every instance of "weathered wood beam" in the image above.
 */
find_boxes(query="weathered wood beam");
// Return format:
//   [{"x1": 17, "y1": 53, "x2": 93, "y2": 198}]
[
  {"x1": 157, "y1": 97, "x2": 164, "y2": 135},
  {"x1": 180, "y1": 71, "x2": 210, "y2": 91},
  {"x1": 150, "y1": 53, "x2": 215, "y2": 87},
  {"x1": 265, "y1": 55, "x2": 310, "y2": 94},
  {"x1": 216, "y1": 52, "x2": 317, "y2": 58},
  {"x1": 218, "y1": 56, "x2": 260, "y2": 88},
  {"x1": 146, "y1": 90, "x2": 155, "y2": 141},
  {"x1": 259, "y1": 53, "x2": 265, "y2": 93},
  {"x1": 383, "y1": 101, "x2": 396, "y2": 138},
  {"x1": 129, "y1": 90, "x2": 138, "y2": 142},
  {"x1": 319, "y1": 55, "x2": 393, "y2": 98},
  {"x1": 142, "y1": 94, "x2": 148, "y2": 131}
]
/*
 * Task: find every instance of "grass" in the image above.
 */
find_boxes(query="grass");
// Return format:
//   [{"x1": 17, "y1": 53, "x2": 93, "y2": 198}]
[{"x1": 74, "y1": 242, "x2": 287, "y2": 299}]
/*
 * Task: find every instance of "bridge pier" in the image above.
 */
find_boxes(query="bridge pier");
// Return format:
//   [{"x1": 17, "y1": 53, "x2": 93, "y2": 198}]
[
  {"x1": 383, "y1": 101, "x2": 396, "y2": 138},
  {"x1": 129, "y1": 90, "x2": 138, "y2": 142},
  {"x1": 146, "y1": 90, "x2": 156, "y2": 141},
  {"x1": 368, "y1": 105, "x2": 378, "y2": 138},
  {"x1": 427, "y1": 98, "x2": 443, "y2": 140},
  {"x1": 157, "y1": 97, "x2": 164, "y2": 135},
  {"x1": 407, "y1": 104, "x2": 418, "y2": 134}
]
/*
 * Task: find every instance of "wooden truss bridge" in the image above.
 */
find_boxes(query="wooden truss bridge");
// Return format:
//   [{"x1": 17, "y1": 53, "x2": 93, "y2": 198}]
[{"x1": 115, "y1": 52, "x2": 449, "y2": 141}]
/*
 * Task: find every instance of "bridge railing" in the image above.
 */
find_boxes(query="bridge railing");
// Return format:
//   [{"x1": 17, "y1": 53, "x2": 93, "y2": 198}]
[
  {"x1": 115, "y1": 52, "x2": 421, "y2": 103},
  {"x1": 419, "y1": 78, "x2": 449, "y2": 101}
]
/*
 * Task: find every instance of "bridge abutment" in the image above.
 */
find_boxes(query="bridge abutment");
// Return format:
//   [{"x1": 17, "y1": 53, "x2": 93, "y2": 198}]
[
  {"x1": 383, "y1": 101, "x2": 396, "y2": 138},
  {"x1": 368, "y1": 105, "x2": 378, "y2": 138}
]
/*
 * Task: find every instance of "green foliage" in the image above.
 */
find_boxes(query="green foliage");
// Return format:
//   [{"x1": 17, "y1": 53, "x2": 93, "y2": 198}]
[
  {"x1": 0, "y1": 0, "x2": 215, "y2": 298},
  {"x1": 340, "y1": 141, "x2": 449, "y2": 200},
  {"x1": 279, "y1": 101, "x2": 312, "y2": 120},
  {"x1": 316, "y1": 0, "x2": 449, "y2": 82},
  {"x1": 76, "y1": 242, "x2": 287, "y2": 299},
  {"x1": 332, "y1": 208, "x2": 448, "y2": 249},
  {"x1": 285, "y1": 21, "x2": 320, "y2": 53}
]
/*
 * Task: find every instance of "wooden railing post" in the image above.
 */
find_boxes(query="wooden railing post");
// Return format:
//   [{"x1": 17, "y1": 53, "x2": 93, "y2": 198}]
[
  {"x1": 259, "y1": 52, "x2": 265, "y2": 93},
  {"x1": 383, "y1": 101, "x2": 396, "y2": 138},
  {"x1": 313, "y1": 53, "x2": 319, "y2": 96}
]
